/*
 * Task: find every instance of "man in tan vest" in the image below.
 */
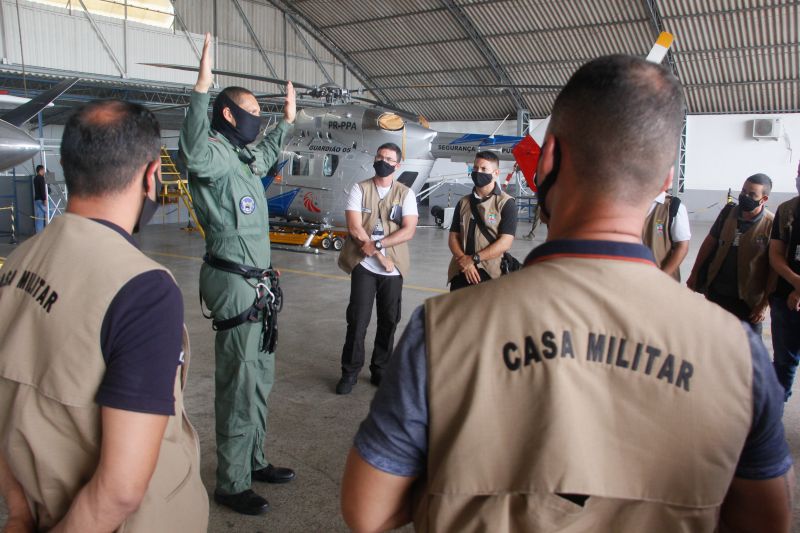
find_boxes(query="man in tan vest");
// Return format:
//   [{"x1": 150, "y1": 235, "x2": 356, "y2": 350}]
[
  {"x1": 336, "y1": 142, "x2": 418, "y2": 394},
  {"x1": 768, "y1": 163, "x2": 800, "y2": 401},
  {"x1": 341, "y1": 55, "x2": 793, "y2": 532},
  {"x1": 0, "y1": 100, "x2": 208, "y2": 532},
  {"x1": 448, "y1": 151, "x2": 517, "y2": 291},
  {"x1": 642, "y1": 185, "x2": 691, "y2": 280},
  {"x1": 687, "y1": 173, "x2": 774, "y2": 334}
]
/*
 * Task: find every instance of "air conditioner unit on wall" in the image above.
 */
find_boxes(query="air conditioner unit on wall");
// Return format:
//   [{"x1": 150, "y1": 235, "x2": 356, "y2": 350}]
[{"x1": 752, "y1": 118, "x2": 782, "y2": 140}]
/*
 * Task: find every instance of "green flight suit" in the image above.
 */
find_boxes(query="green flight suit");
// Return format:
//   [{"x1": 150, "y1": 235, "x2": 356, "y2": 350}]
[{"x1": 179, "y1": 90, "x2": 291, "y2": 494}]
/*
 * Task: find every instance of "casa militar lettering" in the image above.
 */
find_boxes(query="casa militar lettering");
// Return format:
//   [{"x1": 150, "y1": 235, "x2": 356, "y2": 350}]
[
  {"x1": 0, "y1": 269, "x2": 59, "y2": 313},
  {"x1": 502, "y1": 329, "x2": 694, "y2": 392}
]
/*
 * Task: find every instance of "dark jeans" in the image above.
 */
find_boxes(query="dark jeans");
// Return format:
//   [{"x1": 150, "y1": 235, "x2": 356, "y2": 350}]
[
  {"x1": 340, "y1": 264, "x2": 403, "y2": 378},
  {"x1": 770, "y1": 295, "x2": 800, "y2": 401},
  {"x1": 707, "y1": 288, "x2": 763, "y2": 335},
  {"x1": 449, "y1": 269, "x2": 492, "y2": 292}
]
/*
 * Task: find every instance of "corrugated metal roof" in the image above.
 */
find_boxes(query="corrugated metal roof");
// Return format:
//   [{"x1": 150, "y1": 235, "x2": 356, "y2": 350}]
[{"x1": 281, "y1": 0, "x2": 799, "y2": 120}]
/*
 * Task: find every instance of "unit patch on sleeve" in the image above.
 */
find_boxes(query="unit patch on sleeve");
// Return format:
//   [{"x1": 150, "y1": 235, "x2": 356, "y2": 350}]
[{"x1": 239, "y1": 196, "x2": 256, "y2": 215}]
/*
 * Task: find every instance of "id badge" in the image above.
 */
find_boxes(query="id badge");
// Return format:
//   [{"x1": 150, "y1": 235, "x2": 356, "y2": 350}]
[
  {"x1": 794, "y1": 245, "x2": 800, "y2": 262},
  {"x1": 733, "y1": 230, "x2": 741, "y2": 247}
]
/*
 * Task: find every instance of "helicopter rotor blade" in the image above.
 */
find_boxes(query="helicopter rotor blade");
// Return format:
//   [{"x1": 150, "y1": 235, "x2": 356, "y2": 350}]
[
  {"x1": 139, "y1": 63, "x2": 315, "y2": 91},
  {"x1": 359, "y1": 82, "x2": 561, "y2": 91}
]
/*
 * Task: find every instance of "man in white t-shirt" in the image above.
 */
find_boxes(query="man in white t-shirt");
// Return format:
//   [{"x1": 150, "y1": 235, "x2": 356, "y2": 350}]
[
  {"x1": 335, "y1": 143, "x2": 418, "y2": 394},
  {"x1": 643, "y1": 190, "x2": 691, "y2": 280}
]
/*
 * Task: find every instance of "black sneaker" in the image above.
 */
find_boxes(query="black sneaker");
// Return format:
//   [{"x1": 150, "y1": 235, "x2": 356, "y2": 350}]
[
  {"x1": 213, "y1": 489, "x2": 269, "y2": 515},
  {"x1": 369, "y1": 372, "x2": 382, "y2": 387},
  {"x1": 336, "y1": 375, "x2": 357, "y2": 395},
  {"x1": 252, "y1": 464, "x2": 296, "y2": 484}
]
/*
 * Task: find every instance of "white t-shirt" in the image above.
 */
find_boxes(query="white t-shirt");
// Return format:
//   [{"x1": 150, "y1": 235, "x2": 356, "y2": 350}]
[
  {"x1": 648, "y1": 191, "x2": 691, "y2": 242},
  {"x1": 345, "y1": 182, "x2": 418, "y2": 276}
]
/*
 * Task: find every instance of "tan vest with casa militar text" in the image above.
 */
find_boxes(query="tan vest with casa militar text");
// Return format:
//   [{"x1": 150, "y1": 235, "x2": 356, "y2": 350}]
[
  {"x1": 338, "y1": 178, "x2": 411, "y2": 277},
  {"x1": 447, "y1": 191, "x2": 513, "y2": 281},
  {"x1": 643, "y1": 198, "x2": 679, "y2": 280},
  {"x1": 418, "y1": 255, "x2": 753, "y2": 533},
  {"x1": 0, "y1": 214, "x2": 208, "y2": 532},
  {"x1": 705, "y1": 206, "x2": 774, "y2": 309}
]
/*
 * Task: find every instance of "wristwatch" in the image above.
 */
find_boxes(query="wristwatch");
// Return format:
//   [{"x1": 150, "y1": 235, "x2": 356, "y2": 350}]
[
  {"x1": 472, "y1": 253, "x2": 481, "y2": 265},
  {"x1": 375, "y1": 240, "x2": 383, "y2": 250}
]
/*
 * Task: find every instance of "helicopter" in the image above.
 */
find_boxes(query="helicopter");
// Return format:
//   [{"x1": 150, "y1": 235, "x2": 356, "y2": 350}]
[
  {"x1": 0, "y1": 78, "x2": 79, "y2": 171},
  {"x1": 145, "y1": 31, "x2": 672, "y2": 230}
]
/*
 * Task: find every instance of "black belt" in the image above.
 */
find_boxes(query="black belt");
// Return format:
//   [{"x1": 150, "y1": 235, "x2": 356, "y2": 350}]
[{"x1": 201, "y1": 253, "x2": 282, "y2": 353}]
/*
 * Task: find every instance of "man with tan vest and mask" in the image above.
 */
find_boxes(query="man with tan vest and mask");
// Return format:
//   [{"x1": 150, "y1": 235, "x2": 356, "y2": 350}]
[
  {"x1": 341, "y1": 55, "x2": 793, "y2": 532},
  {"x1": 643, "y1": 181, "x2": 691, "y2": 280},
  {"x1": 336, "y1": 142, "x2": 418, "y2": 395},
  {"x1": 0, "y1": 100, "x2": 208, "y2": 532},
  {"x1": 448, "y1": 150, "x2": 517, "y2": 291},
  {"x1": 687, "y1": 173, "x2": 774, "y2": 335}
]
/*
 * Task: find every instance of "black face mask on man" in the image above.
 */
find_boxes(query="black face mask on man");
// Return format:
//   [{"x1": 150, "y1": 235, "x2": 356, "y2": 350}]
[
  {"x1": 133, "y1": 171, "x2": 160, "y2": 234},
  {"x1": 373, "y1": 160, "x2": 395, "y2": 178},
  {"x1": 738, "y1": 193, "x2": 761, "y2": 213},
  {"x1": 471, "y1": 171, "x2": 493, "y2": 188},
  {"x1": 211, "y1": 92, "x2": 261, "y2": 148}
]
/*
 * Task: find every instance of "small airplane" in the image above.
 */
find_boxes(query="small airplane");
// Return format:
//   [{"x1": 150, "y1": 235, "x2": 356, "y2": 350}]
[
  {"x1": 0, "y1": 78, "x2": 79, "y2": 171},
  {"x1": 145, "y1": 31, "x2": 673, "y2": 229}
]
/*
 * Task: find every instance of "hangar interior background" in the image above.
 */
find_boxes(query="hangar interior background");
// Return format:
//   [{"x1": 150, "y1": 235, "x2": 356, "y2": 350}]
[{"x1": 0, "y1": 0, "x2": 796, "y2": 230}]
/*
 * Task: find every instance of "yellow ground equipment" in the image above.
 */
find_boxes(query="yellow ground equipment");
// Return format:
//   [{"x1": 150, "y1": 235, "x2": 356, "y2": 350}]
[{"x1": 159, "y1": 147, "x2": 205, "y2": 238}]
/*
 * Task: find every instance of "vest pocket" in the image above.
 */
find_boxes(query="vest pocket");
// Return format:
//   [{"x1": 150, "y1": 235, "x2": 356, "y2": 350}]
[{"x1": 148, "y1": 438, "x2": 193, "y2": 501}]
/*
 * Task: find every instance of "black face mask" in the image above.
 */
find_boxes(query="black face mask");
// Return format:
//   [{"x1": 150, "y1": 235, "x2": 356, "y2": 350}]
[
  {"x1": 738, "y1": 193, "x2": 761, "y2": 213},
  {"x1": 471, "y1": 171, "x2": 493, "y2": 188},
  {"x1": 211, "y1": 92, "x2": 262, "y2": 148},
  {"x1": 535, "y1": 139, "x2": 561, "y2": 221},
  {"x1": 133, "y1": 174, "x2": 160, "y2": 234},
  {"x1": 373, "y1": 160, "x2": 395, "y2": 178}
]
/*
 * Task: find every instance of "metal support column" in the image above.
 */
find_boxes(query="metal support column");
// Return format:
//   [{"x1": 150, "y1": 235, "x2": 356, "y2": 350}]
[
  {"x1": 516, "y1": 109, "x2": 531, "y2": 136},
  {"x1": 78, "y1": 0, "x2": 126, "y2": 77},
  {"x1": 0, "y1": 0, "x2": 9, "y2": 64}
]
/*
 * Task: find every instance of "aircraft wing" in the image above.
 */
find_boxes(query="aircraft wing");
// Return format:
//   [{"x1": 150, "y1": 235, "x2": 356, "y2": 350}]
[
  {"x1": 431, "y1": 132, "x2": 523, "y2": 163},
  {"x1": 1, "y1": 77, "x2": 80, "y2": 127}
]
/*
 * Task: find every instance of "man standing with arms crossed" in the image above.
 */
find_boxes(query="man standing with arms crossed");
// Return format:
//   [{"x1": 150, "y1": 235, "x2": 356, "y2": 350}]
[{"x1": 180, "y1": 33, "x2": 295, "y2": 516}]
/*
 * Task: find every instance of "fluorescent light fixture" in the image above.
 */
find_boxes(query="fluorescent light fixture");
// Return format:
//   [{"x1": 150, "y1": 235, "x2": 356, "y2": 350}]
[{"x1": 29, "y1": 0, "x2": 174, "y2": 29}]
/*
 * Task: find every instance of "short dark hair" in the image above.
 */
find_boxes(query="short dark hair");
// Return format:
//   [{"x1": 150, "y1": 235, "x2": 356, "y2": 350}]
[
  {"x1": 377, "y1": 142, "x2": 402, "y2": 162},
  {"x1": 475, "y1": 151, "x2": 499, "y2": 167},
  {"x1": 61, "y1": 100, "x2": 161, "y2": 197},
  {"x1": 549, "y1": 55, "x2": 685, "y2": 204},
  {"x1": 219, "y1": 86, "x2": 255, "y2": 107},
  {"x1": 745, "y1": 173, "x2": 772, "y2": 195},
  {"x1": 35, "y1": 165, "x2": 44, "y2": 173}
]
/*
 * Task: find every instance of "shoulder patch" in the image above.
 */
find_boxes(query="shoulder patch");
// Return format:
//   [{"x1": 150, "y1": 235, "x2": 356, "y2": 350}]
[{"x1": 239, "y1": 196, "x2": 256, "y2": 215}]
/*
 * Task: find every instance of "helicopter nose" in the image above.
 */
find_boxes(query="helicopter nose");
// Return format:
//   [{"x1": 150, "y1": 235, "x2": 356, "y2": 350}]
[{"x1": 0, "y1": 120, "x2": 40, "y2": 170}]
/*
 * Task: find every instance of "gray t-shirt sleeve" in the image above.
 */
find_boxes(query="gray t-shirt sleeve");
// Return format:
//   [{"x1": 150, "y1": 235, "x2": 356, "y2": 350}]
[
  {"x1": 353, "y1": 306, "x2": 429, "y2": 477},
  {"x1": 735, "y1": 322, "x2": 793, "y2": 479}
]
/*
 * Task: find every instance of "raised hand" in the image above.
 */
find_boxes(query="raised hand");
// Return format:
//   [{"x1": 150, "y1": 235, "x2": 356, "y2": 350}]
[
  {"x1": 194, "y1": 32, "x2": 213, "y2": 93},
  {"x1": 284, "y1": 81, "x2": 296, "y2": 124}
]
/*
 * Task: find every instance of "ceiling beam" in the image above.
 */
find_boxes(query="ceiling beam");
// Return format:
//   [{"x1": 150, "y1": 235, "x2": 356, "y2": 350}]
[
  {"x1": 439, "y1": 0, "x2": 525, "y2": 111},
  {"x1": 264, "y1": 0, "x2": 398, "y2": 107}
]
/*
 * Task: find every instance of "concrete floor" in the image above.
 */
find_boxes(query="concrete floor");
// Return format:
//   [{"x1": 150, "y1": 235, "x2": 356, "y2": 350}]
[{"x1": 1, "y1": 216, "x2": 800, "y2": 532}]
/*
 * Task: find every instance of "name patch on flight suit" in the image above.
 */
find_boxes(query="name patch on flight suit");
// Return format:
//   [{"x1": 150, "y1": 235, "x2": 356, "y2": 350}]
[
  {"x1": 239, "y1": 196, "x2": 256, "y2": 215},
  {"x1": 501, "y1": 330, "x2": 694, "y2": 392}
]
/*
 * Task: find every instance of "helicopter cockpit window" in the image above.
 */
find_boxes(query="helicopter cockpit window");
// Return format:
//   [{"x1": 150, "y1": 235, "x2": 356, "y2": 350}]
[
  {"x1": 292, "y1": 153, "x2": 309, "y2": 176},
  {"x1": 323, "y1": 154, "x2": 339, "y2": 177},
  {"x1": 397, "y1": 171, "x2": 418, "y2": 189}
]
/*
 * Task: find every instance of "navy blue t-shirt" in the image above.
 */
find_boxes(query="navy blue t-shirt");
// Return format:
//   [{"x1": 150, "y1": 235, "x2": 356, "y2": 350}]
[{"x1": 94, "y1": 220, "x2": 183, "y2": 416}]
